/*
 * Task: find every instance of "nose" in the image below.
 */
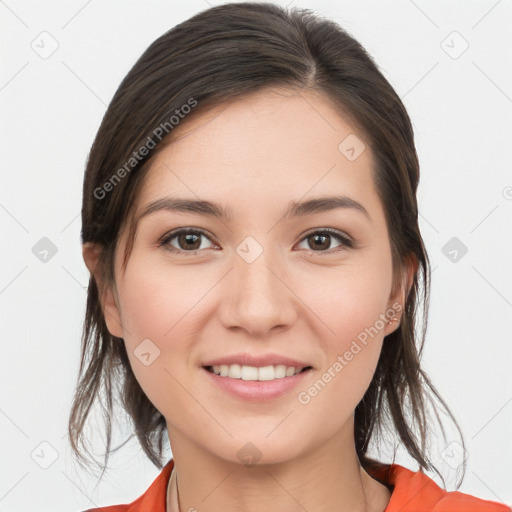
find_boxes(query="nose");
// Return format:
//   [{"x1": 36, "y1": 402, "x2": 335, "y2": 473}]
[{"x1": 217, "y1": 244, "x2": 298, "y2": 337}]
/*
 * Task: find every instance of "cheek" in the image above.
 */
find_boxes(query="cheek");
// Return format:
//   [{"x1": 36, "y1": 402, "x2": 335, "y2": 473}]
[
  {"x1": 304, "y1": 255, "x2": 392, "y2": 346},
  {"x1": 294, "y1": 288, "x2": 388, "y2": 432},
  {"x1": 293, "y1": 252, "x2": 392, "y2": 404},
  {"x1": 114, "y1": 259, "x2": 204, "y2": 407},
  {"x1": 118, "y1": 257, "x2": 201, "y2": 341}
]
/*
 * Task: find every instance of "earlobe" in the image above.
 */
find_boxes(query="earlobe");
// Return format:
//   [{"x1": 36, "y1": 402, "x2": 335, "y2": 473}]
[
  {"x1": 102, "y1": 289, "x2": 125, "y2": 339},
  {"x1": 395, "y1": 254, "x2": 418, "y2": 304},
  {"x1": 384, "y1": 254, "x2": 418, "y2": 336},
  {"x1": 82, "y1": 242, "x2": 124, "y2": 339}
]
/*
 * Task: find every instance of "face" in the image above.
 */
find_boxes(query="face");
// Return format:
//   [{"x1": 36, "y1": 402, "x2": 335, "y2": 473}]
[{"x1": 86, "y1": 87, "x2": 409, "y2": 466}]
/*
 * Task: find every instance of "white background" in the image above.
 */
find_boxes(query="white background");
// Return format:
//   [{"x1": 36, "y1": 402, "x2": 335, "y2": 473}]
[{"x1": 1, "y1": 0, "x2": 511, "y2": 510}]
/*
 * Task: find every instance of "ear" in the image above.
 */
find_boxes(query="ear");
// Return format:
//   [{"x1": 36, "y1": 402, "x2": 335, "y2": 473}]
[
  {"x1": 82, "y1": 242, "x2": 124, "y2": 339},
  {"x1": 383, "y1": 254, "x2": 418, "y2": 336}
]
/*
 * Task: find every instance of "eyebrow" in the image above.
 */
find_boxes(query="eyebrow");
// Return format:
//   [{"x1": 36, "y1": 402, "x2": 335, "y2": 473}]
[{"x1": 136, "y1": 195, "x2": 371, "y2": 224}]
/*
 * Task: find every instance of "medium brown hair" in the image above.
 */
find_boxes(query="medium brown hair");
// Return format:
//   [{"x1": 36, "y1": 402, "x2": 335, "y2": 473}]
[{"x1": 68, "y1": 1, "x2": 466, "y2": 488}]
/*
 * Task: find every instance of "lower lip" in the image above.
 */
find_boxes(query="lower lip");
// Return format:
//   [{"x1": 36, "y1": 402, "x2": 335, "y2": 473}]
[{"x1": 202, "y1": 367, "x2": 313, "y2": 401}]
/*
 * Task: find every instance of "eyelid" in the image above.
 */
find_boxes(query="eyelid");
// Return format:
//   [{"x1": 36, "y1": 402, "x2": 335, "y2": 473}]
[
  {"x1": 158, "y1": 226, "x2": 354, "y2": 255},
  {"x1": 158, "y1": 227, "x2": 218, "y2": 252},
  {"x1": 297, "y1": 228, "x2": 354, "y2": 254}
]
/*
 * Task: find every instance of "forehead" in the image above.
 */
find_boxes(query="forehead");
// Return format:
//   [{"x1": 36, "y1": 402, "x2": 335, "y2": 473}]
[{"x1": 134, "y1": 86, "x2": 379, "y2": 220}]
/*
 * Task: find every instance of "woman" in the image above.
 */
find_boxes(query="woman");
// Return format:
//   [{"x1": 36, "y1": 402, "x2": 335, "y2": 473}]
[{"x1": 68, "y1": 3, "x2": 511, "y2": 511}]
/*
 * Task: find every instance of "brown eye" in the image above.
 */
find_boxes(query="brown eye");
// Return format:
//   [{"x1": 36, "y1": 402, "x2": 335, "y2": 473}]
[
  {"x1": 307, "y1": 233, "x2": 331, "y2": 251},
  {"x1": 176, "y1": 232, "x2": 202, "y2": 250},
  {"x1": 159, "y1": 227, "x2": 353, "y2": 257},
  {"x1": 159, "y1": 228, "x2": 215, "y2": 255},
  {"x1": 297, "y1": 229, "x2": 353, "y2": 254}
]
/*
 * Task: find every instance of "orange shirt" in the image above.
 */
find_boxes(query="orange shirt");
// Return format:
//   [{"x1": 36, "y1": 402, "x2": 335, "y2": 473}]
[{"x1": 83, "y1": 458, "x2": 511, "y2": 512}]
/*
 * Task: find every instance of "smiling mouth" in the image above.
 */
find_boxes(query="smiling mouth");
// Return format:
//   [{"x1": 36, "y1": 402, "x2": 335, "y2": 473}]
[{"x1": 203, "y1": 365, "x2": 313, "y2": 380}]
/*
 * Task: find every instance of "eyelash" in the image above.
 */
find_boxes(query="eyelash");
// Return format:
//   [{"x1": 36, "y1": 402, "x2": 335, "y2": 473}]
[{"x1": 157, "y1": 227, "x2": 354, "y2": 256}]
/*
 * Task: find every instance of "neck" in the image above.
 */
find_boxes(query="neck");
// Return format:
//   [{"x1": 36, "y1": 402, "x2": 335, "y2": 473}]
[{"x1": 166, "y1": 423, "x2": 390, "y2": 512}]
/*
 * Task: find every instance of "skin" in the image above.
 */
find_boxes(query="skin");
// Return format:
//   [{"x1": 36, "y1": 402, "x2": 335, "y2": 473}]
[{"x1": 84, "y1": 86, "x2": 415, "y2": 512}]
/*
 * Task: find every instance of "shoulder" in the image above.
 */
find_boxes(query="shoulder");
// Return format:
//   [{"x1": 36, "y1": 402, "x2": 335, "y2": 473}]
[
  {"x1": 81, "y1": 459, "x2": 175, "y2": 512},
  {"x1": 81, "y1": 507, "x2": 129, "y2": 512},
  {"x1": 366, "y1": 462, "x2": 511, "y2": 512},
  {"x1": 431, "y1": 491, "x2": 512, "y2": 512}
]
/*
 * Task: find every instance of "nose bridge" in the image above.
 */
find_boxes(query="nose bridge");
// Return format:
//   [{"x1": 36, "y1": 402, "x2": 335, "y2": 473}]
[
  {"x1": 221, "y1": 236, "x2": 295, "y2": 334},
  {"x1": 237, "y1": 237, "x2": 281, "y2": 310}
]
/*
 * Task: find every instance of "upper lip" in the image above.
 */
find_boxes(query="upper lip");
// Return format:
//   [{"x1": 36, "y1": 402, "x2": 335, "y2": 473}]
[{"x1": 201, "y1": 353, "x2": 312, "y2": 369}]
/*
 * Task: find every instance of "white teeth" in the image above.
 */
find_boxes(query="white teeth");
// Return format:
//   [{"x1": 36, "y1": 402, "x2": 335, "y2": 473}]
[
  {"x1": 285, "y1": 366, "x2": 296, "y2": 377},
  {"x1": 209, "y1": 364, "x2": 305, "y2": 380}
]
